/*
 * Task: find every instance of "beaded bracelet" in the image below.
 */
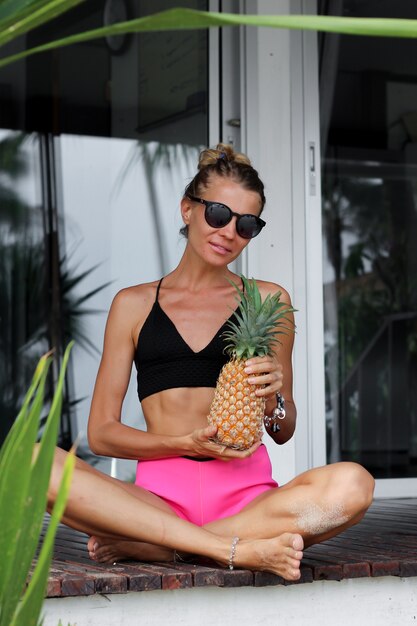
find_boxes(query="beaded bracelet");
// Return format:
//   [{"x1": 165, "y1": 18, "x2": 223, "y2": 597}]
[
  {"x1": 263, "y1": 392, "x2": 286, "y2": 433},
  {"x1": 229, "y1": 536, "x2": 240, "y2": 570}
]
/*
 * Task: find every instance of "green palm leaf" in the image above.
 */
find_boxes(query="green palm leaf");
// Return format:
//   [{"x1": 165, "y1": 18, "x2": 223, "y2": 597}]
[
  {"x1": 0, "y1": 343, "x2": 75, "y2": 626},
  {"x1": 223, "y1": 276, "x2": 295, "y2": 359},
  {"x1": 0, "y1": 0, "x2": 85, "y2": 47},
  {"x1": 2, "y1": 7, "x2": 417, "y2": 69}
]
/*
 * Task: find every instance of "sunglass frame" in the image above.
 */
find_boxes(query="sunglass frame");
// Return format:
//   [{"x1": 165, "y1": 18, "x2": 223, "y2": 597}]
[{"x1": 186, "y1": 194, "x2": 266, "y2": 239}]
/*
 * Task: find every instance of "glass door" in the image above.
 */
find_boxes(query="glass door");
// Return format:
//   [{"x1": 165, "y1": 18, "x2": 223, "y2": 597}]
[
  {"x1": 319, "y1": 1, "x2": 417, "y2": 494},
  {"x1": 0, "y1": 0, "x2": 214, "y2": 480}
]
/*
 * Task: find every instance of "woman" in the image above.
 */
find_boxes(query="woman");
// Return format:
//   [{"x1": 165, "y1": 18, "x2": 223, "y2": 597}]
[{"x1": 48, "y1": 144, "x2": 374, "y2": 581}]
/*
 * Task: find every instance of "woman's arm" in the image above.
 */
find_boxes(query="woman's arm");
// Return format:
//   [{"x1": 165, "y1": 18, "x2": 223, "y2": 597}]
[
  {"x1": 243, "y1": 281, "x2": 297, "y2": 445},
  {"x1": 87, "y1": 287, "x2": 259, "y2": 461},
  {"x1": 87, "y1": 287, "x2": 188, "y2": 459}
]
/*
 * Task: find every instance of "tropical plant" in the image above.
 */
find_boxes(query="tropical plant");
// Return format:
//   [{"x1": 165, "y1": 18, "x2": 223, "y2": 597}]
[
  {"x1": 0, "y1": 343, "x2": 75, "y2": 626},
  {"x1": 0, "y1": 229, "x2": 111, "y2": 446},
  {"x1": 0, "y1": 131, "x2": 112, "y2": 446},
  {"x1": 1, "y1": 1, "x2": 417, "y2": 71}
]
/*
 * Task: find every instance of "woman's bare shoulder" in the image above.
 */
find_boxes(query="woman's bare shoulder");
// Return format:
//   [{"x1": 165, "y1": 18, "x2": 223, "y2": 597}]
[
  {"x1": 112, "y1": 281, "x2": 159, "y2": 309},
  {"x1": 254, "y1": 278, "x2": 292, "y2": 305},
  {"x1": 106, "y1": 281, "x2": 160, "y2": 332}
]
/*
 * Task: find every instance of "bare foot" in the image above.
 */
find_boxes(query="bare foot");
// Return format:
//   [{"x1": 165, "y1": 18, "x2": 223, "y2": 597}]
[
  {"x1": 87, "y1": 535, "x2": 174, "y2": 564},
  {"x1": 236, "y1": 533, "x2": 304, "y2": 581}
]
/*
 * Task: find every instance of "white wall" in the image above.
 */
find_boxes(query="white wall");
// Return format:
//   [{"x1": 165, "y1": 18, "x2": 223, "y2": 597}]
[{"x1": 42, "y1": 576, "x2": 417, "y2": 626}]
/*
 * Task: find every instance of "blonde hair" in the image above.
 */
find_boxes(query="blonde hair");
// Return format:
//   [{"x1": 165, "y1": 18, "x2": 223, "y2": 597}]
[
  {"x1": 181, "y1": 143, "x2": 265, "y2": 238},
  {"x1": 197, "y1": 143, "x2": 252, "y2": 169}
]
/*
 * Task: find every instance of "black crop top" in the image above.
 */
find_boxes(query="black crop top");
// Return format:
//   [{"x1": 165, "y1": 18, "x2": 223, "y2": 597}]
[{"x1": 134, "y1": 278, "x2": 241, "y2": 402}]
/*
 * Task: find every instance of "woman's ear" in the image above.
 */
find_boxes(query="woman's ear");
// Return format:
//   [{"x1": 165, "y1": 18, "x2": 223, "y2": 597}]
[{"x1": 180, "y1": 197, "x2": 192, "y2": 225}]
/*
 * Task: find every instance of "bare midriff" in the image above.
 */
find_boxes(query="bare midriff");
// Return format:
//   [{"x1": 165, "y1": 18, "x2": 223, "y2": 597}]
[{"x1": 141, "y1": 387, "x2": 215, "y2": 437}]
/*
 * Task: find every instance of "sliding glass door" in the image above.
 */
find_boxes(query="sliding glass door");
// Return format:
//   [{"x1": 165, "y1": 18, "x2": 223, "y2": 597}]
[
  {"x1": 0, "y1": 0, "x2": 212, "y2": 479},
  {"x1": 319, "y1": 1, "x2": 417, "y2": 488}
]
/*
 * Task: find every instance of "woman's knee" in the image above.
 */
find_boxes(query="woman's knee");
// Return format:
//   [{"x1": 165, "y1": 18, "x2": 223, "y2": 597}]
[
  {"x1": 328, "y1": 462, "x2": 375, "y2": 516},
  {"x1": 45, "y1": 446, "x2": 70, "y2": 502}
]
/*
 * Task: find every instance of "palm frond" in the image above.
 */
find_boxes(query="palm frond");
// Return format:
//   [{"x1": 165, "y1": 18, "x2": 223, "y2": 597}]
[
  {"x1": 0, "y1": 0, "x2": 85, "y2": 47},
  {"x1": 2, "y1": 9, "x2": 417, "y2": 69}
]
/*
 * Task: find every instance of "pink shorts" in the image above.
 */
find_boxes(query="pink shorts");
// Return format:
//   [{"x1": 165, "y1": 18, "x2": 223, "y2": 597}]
[{"x1": 135, "y1": 444, "x2": 278, "y2": 526}]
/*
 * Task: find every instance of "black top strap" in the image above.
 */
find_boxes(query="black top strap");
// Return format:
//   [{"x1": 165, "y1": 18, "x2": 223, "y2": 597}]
[{"x1": 155, "y1": 277, "x2": 164, "y2": 301}]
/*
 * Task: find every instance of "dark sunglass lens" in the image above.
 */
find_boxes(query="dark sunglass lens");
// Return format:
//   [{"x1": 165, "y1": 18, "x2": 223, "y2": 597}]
[
  {"x1": 236, "y1": 215, "x2": 262, "y2": 239},
  {"x1": 205, "y1": 203, "x2": 231, "y2": 228}
]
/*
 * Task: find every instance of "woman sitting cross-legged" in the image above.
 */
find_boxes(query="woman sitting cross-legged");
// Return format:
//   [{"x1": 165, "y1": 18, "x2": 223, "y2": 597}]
[{"x1": 45, "y1": 143, "x2": 375, "y2": 581}]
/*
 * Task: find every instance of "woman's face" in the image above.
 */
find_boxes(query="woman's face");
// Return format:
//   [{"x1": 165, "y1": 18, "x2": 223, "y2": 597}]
[{"x1": 181, "y1": 176, "x2": 263, "y2": 267}]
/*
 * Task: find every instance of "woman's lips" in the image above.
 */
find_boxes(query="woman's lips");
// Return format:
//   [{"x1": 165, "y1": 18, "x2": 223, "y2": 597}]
[{"x1": 209, "y1": 242, "x2": 232, "y2": 255}]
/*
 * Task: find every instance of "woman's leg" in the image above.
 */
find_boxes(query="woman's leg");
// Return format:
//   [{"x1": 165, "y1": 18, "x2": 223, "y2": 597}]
[
  {"x1": 205, "y1": 461, "x2": 375, "y2": 547},
  {"x1": 48, "y1": 448, "x2": 180, "y2": 563},
  {"x1": 47, "y1": 447, "x2": 304, "y2": 580}
]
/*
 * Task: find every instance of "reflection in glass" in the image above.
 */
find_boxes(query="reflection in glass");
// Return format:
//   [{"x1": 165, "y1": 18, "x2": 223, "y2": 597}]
[
  {"x1": 59, "y1": 135, "x2": 202, "y2": 476},
  {"x1": 0, "y1": 131, "x2": 112, "y2": 447},
  {"x1": 0, "y1": 0, "x2": 209, "y2": 476},
  {"x1": 0, "y1": 132, "x2": 46, "y2": 443},
  {"x1": 0, "y1": 1, "x2": 209, "y2": 477},
  {"x1": 322, "y1": 163, "x2": 417, "y2": 477},
  {"x1": 320, "y1": 1, "x2": 417, "y2": 478}
]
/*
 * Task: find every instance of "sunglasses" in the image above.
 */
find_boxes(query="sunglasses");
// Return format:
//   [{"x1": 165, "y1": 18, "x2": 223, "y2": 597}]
[{"x1": 186, "y1": 194, "x2": 266, "y2": 239}]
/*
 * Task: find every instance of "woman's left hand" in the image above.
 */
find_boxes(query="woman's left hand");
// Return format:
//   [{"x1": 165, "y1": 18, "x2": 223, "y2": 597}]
[{"x1": 244, "y1": 355, "x2": 283, "y2": 398}]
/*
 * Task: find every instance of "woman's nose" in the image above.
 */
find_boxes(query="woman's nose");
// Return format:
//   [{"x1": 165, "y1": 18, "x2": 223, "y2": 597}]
[{"x1": 220, "y1": 216, "x2": 238, "y2": 238}]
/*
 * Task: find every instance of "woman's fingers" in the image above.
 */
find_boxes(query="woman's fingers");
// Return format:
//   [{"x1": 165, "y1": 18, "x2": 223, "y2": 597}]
[
  {"x1": 217, "y1": 440, "x2": 262, "y2": 461},
  {"x1": 191, "y1": 426, "x2": 261, "y2": 460},
  {"x1": 200, "y1": 424, "x2": 217, "y2": 440},
  {"x1": 245, "y1": 356, "x2": 281, "y2": 374},
  {"x1": 244, "y1": 356, "x2": 283, "y2": 395},
  {"x1": 248, "y1": 371, "x2": 282, "y2": 385}
]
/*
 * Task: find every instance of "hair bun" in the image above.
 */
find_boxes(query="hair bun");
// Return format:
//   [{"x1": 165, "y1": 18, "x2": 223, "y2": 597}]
[{"x1": 198, "y1": 143, "x2": 251, "y2": 170}]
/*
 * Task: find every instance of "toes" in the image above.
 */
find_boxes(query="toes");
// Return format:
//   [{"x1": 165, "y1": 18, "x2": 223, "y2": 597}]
[
  {"x1": 286, "y1": 546, "x2": 303, "y2": 561},
  {"x1": 292, "y1": 534, "x2": 304, "y2": 551},
  {"x1": 282, "y1": 534, "x2": 304, "y2": 561},
  {"x1": 273, "y1": 534, "x2": 303, "y2": 581},
  {"x1": 94, "y1": 547, "x2": 113, "y2": 563},
  {"x1": 87, "y1": 536, "x2": 98, "y2": 552},
  {"x1": 96, "y1": 553, "x2": 112, "y2": 563},
  {"x1": 287, "y1": 556, "x2": 302, "y2": 570},
  {"x1": 87, "y1": 536, "x2": 106, "y2": 562},
  {"x1": 87, "y1": 536, "x2": 119, "y2": 563},
  {"x1": 288, "y1": 569, "x2": 301, "y2": 581}
]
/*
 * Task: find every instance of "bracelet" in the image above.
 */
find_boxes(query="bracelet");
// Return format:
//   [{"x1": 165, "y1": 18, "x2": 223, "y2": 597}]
[
  {"x1": 263, "y1": 392, "x2": 286, "y2": 433},
  {"x1": 228, "y1": 536, "x2": 240, "y2": 570}
]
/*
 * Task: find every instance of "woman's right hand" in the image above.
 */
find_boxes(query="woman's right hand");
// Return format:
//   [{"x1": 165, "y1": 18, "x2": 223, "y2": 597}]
[{"x1": 187, "y1": 425, "x2": 261, "y2": 461}]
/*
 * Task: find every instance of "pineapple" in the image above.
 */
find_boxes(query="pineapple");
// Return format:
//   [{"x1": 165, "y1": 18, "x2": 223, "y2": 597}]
[{"x1": 207, "y1": 276, "x2": 295, "y2": 450}]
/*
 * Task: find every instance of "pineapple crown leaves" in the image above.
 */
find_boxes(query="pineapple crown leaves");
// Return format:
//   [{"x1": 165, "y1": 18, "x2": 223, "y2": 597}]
[{"x1": 222, "y1": 275, "x2": 296, "y2": 359}]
